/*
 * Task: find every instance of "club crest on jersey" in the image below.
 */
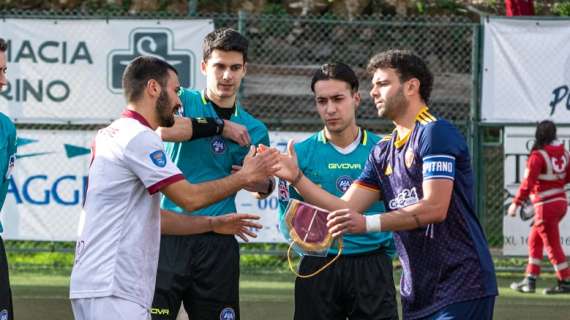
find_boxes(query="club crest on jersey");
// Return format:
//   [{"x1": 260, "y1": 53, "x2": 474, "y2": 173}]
[
  {"x1": 0, "y1": 309, "x2": 8, "y2": 320},
  {"x1": 278, "y1": 179, "x2": 289, "y2": 201},
  {"x1": 219, "y1": 307, "x2": 235, "y2": 320},
  {"x1": 336, "y1": 175, "x2": 353, "y2": 193},
  {"x1": 405, "y1": 149, "x2": 415, "y2": 168},
  {"x1": 150, "y1": 150, "x2": 167, "y2": 167},
  {"x1": 211, "y1": 136, "x2": 226, "y2": 154}
]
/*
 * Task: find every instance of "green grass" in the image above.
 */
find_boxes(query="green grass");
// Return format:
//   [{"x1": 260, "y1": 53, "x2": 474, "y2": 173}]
[{"x1": 9, "y1": 272, "x2": 570, "y2": 320}]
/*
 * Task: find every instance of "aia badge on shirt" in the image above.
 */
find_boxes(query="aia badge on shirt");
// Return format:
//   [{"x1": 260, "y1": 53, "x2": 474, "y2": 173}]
[
  {"x1": 211, "y1": 136, "x2": 226, "y2": 154},
  {"x1": 336, "y1": 175, "x2": 353, "y2": 193},
  {"x1": 150, "y1": 150, "x2": 167, "y2": 168},
  {"x1": 422, "y1": 154, "x2": 455, "y2": 181}
]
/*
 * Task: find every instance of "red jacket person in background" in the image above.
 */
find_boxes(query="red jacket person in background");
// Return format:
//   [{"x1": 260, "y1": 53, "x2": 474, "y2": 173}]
[{"x1": 508, "y1": 120, "x2": 570, "y2": 294}]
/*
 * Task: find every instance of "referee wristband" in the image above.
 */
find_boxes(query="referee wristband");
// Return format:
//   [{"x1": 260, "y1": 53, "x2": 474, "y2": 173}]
[
  {"x1": 365, "y1": 214, "x2": 382, "y2": 233},
  {"x1": 190, "y1": 117, "x2": 225, "y2": 140}
]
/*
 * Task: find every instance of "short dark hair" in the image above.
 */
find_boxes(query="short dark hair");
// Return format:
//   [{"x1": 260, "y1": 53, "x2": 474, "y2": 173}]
[
  {"x1": 0, "y1": 38, "x2": 7, "y2": 52},
  {"x1": 311, "y1": 62, "x2": 359, "y2": 93},
  {"x1": 367, "y1": 49, "x2": 433, "y2": 104},
  {"x1": 531, "y1": 120, "x2": 557, "y2": 151},
  {"x1": 202, "y1": 28, "x2": 248, "y2": 63},
  {"x1": 122, "y1": 56, "x2": 177, "y2": 103}
]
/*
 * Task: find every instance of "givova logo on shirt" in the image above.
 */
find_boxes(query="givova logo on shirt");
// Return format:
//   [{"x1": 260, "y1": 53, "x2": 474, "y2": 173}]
[{"x1": 388, "y1": 187, "x2": 419, "y2": 210}]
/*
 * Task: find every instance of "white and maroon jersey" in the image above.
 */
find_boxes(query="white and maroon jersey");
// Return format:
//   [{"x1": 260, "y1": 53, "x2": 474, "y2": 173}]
[
  {"x1": 514, "y1": 143, "x2": 570, "y2": 206},
  {"x1": 70, "y1": 110, "x2": 184, "y2": 309}
]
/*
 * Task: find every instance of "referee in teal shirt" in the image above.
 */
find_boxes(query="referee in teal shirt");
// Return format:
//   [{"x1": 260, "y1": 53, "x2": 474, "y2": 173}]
[{"x1": 278, "y1": 63, "x2": 397, "y2": 320}]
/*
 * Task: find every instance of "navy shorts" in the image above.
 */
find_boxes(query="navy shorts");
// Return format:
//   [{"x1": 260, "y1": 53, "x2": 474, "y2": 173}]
[{"x1": 421, "y1": 296, "x2": 495, "y2": 320}]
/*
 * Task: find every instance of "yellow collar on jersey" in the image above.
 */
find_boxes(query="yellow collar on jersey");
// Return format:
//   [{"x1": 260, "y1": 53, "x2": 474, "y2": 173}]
[
  {"x1": 201, "y1": 90, "x2": 240, "y2": 117},
  {"x1": 317, "y1": 127, "x2": 368, "y2": 146},
  {"x1": 393, "y1": 106, "x2": 435, "y2": 148}
]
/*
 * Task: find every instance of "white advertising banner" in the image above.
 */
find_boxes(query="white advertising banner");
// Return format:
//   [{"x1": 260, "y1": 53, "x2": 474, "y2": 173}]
[
  {"x1": 481, "y1": 18, "x2": 570, "y2": 123},
  {"x1": 503, "y1": 126, "x2": 570, "y2": 255},
  {"x1": 1, "y1": 130, "x2": 311, "y2": 242},
  {"x1": 0, "y1": 18, "x2": 212, "y2": 123}
]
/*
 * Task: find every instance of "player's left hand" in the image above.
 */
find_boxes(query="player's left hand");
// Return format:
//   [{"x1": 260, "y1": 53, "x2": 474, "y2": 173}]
[
  {"x1": 211, "y1": 213, "x2": 263, "y2": 242},
  {"x1": 326, "y1": 208, "x2": 366, "y2": 238},
  {"x1": 222, "y1": 120, "x2": 251, "y2": 146},
  {"x1": 507, "y1": 202, "x2": 518, "y2": 217}
]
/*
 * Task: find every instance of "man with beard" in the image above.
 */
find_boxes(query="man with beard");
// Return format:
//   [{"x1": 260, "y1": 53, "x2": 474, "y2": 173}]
[
  {"x1": 69, "y1": 56, "x2": 279, "y2": 320},
  {"x1": 277, "y1": 63, "x2": 397, "y2": 320},
  {"x1": 151, "y1": 28, "x2": 274, "y2": 320},
  {"x1": 0, "y1": 37, "x2": 17, "y2": 320},
  {"x1": 276, "y1": 50, "x2": 497, "y2": 320}
]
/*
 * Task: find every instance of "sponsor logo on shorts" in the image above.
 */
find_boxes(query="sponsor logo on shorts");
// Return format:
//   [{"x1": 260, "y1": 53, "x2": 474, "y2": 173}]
[
  {"x1": 150, "y1": 308, "x2": 170, "y2": 315},
  {"x1": 0, "y1": 309, "x2": 8, "y2": 320},
  {"x1": 150, "y1": 150, "x2": 167, "y2": 167},
  {"x1": 336, "y1": 175, "x2": 353, "y2": 193},
  {"x1": 211, "y1": 136, "x2": 226, "y2": 154},
  {"x1": 219, "y1": 307, "x2": 235, "y2": 320}
]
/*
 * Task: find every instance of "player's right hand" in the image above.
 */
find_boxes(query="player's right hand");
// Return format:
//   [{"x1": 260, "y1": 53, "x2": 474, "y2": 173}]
[
  {"x1": 211, "y1": 213, "x2": 262, "y2": 242},
  {"x1": 275, "y1": 139, "x2": 300, "y2": 182},
  {"x1": 240, "y1": 145, "x2": 280, "y2": 185},
  {"x1": 222, "y1": 120, "x2": 251, "y2": 146}
]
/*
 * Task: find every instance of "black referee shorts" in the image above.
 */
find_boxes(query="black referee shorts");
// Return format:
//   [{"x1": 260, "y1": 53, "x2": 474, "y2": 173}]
[
  {"x1": 0, "y1": 236, "x2": 14, "y2": 320},
  {"x1": 294, "y1": 248, "x2": 398, "y2": 320},
  {"x1": 151, "y1": 233, "x2": 240, "y2": 320}
]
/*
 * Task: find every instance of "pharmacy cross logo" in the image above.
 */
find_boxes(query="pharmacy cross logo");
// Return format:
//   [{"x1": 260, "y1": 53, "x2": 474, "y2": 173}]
[{"x1": 107, "y1": 28, "x2": 195, "y2": 93}]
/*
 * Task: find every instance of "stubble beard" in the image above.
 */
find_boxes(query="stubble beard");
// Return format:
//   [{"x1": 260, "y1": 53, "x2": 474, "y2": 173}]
[{"x1": 156, "y1": 90, "x2": 176, "y2": 128}]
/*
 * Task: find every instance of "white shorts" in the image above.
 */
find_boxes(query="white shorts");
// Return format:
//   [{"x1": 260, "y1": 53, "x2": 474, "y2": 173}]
[{"x1": 71, "y1": 296, "x2": 150, "y2": 320}]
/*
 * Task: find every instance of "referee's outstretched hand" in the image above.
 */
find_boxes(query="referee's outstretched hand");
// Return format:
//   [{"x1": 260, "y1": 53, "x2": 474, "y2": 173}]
[
  {"x1": 212, "y1": 213, "x2": 262, "y2": 242},
  {"x1": 275, "y1": 139, "x2": 300, "y2": 182},
  {"x1": 240, "y1": 145, "x2": 280, "y2": 185}
]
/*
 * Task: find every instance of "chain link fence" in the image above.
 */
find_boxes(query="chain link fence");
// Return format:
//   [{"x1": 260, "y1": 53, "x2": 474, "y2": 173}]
[{"x1": 1, "y1": 10, "x2": 513, "y2": 273}]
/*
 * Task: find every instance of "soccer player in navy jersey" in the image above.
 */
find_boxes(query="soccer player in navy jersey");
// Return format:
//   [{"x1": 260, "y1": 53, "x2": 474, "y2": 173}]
[{"x1": 276, "y1": 50, "x2": 497, "y2": 319}]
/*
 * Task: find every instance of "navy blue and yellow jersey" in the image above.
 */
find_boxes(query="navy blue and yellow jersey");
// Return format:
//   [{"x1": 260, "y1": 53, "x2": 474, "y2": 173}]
[
  {"x1": 0, "y1": 112, "x2": 16, "y2": 233},
  {"x1": 161, "y1": 89, "x2": 269, "y2": 216},
  {"x1": 278, "y1": 128, "x2": 394, "y2": 256},
  {"x1": 355, "y1": 107, "x2": 497, "y2": 318}
]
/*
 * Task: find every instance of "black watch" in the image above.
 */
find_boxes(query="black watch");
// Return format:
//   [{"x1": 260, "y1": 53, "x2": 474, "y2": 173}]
[{"x1": 214, "y1": 117, "x2": 225, "y2": 134}]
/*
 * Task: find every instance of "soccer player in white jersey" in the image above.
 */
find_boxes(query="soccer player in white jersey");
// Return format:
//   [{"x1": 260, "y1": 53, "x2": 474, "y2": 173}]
[{"x1": 69, "y1": 56, "x2": 280, "y2": 320}]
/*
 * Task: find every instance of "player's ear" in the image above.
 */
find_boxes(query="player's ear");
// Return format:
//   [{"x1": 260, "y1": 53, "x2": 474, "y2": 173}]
[
  {"x1": 353, "y1": 91, "x2": 361, "y2": 109},
  {"x1": 242, "y1": 61, "x2": 247, "y2": 76},
  {"x1": 406, "y1": 78, "x2": 420, "y2": 96},
  {"x1": 146, "y1": 79, "x2": 160, "y2": 97},
  {"x1": 200, "y1": 60, "x2": 207, "y2": 75}
]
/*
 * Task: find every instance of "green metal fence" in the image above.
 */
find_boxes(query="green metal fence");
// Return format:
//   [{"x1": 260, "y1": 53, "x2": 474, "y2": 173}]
[{"x1": 1, "y1": 10, "x2": 515, "y2": 272}]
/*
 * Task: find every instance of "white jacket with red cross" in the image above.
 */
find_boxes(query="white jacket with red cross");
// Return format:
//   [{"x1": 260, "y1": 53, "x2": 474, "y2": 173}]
[{"x1": 514, "y1": 143, "x2": 570, "y2": 206}]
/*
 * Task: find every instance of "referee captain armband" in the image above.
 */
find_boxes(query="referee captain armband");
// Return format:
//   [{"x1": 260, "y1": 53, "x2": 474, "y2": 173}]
[
  {"x1": 284, "y1": 199, "x2": 343, "y2": 278},
  {"x1": 190, "y1": 117, "x2": 225, "y2": 140},
  {"x1": 422, "y1": 155, "x2": 456, "y2": 180}
]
